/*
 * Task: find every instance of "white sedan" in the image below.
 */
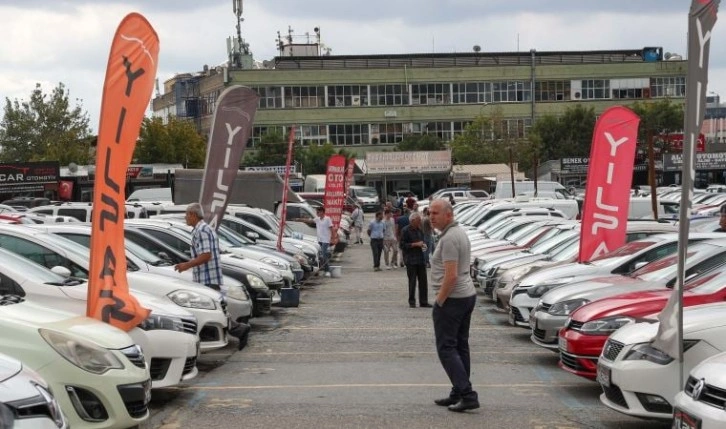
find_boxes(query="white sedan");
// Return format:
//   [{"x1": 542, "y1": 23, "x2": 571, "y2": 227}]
[
  {"x1": 673, "y1": 352, "x2": 726, "y2": 429},
  {"x1": 597, "y1": 302, "x2": 726, "y2": 420}
]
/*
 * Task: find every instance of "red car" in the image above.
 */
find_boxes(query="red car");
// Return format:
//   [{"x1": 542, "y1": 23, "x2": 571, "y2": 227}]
[{"x1": 558, "y1": 268, "x2": 726, "y2": 380}]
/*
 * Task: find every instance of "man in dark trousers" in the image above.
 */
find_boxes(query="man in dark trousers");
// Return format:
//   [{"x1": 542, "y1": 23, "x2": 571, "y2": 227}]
[
  {"x1": 400, "y1": 212, "x2": 430, "y2": 308},
  {"x1": 429, "y1": 199, "x2": 479, "y2": 412}
]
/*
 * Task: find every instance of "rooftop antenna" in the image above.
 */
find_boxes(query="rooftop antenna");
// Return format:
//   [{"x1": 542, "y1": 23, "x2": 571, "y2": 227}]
[{"x1": 230, "y1": 0, "x2": 249, "y2": 67}]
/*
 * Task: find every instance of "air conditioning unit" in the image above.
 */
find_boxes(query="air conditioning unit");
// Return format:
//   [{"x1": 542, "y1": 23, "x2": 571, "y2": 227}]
[{"x1": 351, "y1": 96, "x2": 361, "y2": 106}]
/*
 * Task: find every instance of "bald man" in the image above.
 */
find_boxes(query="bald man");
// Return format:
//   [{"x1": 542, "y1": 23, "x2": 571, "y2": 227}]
[{"x1": 428, "y1": 199, "x2": 479, "y2": 412}]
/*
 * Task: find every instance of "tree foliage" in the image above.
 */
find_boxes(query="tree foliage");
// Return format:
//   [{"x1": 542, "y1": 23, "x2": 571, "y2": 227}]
[
  {"x1": 396, "y1": 134, "x2": 446, "y2": 151},
  {"x1": 135, "y1": 117, "x2": 206, "y2": 167},
  {"x1": 451, "y1": 107, "x2": 519, "y2": 165},
  {"x1": 0, "y1": 83, "x2": 93, "y2": 164},
  {"x1": 630, "y1": 99, "x2": 684, "y2": 151}
]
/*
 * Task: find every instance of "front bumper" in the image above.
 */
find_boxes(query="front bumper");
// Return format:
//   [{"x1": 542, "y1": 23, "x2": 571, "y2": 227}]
[
  {"x1": 674, "y1": 390, "x2": 726, "y2": 429},
  {"x1": 191, "y1": 307, "x2": 228, "y2": 353},
  {"x1": 509, "y1": 290, "x2": 537, "y2": 327},
  {"x1": 529, "y1": 310, "x2": 568, "y2": 350},
  {"x1": 38, "y1": 350, "x2": 150, "y2": 429},
  {"x1": 128, "y1": 328, "x2": 199, "y2": 389},
  {"x1": 226, "y1": 296, "x2": 252, "y2": 323},
  {"x1": 558, "y1": 327, "x2": 608, "y2": 380}
]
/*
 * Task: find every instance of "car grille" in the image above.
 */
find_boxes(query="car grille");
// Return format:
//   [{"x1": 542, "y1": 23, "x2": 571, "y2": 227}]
[
  {"x1": 511, "y1": 307, "x2": 525, "y2": 323},
  {"x1": 635, "y1": 393, "x2": 672, "y2": 414},
  {"x1": 149, "y1": 358, "x2": 171, "y2": 381},
  {"x1": 200, "y1": 326, "x2": 221, "y2": 342},
  {"x1": 183, "y1": 357, "x2": 197, "y2": 375},
  {"x1": 602, "y1": 384, "x2": 629, "y2": 409},
  {"x1": 124, "y1": 399, "x2": 148, "y2": 418},
  {"x1": 117, "y1": 380, "x2": 150, "y2": 419},
  {"x1": 560, "y1": 350, "x2": 588, "y2": 372},
  {"x1": 685, "y1": 376, "x2": 726, "y2": 410},
  {"x1": 181, "y1": 317, "x2": 198, "y2": 335},
  {"x1": 532, "y1": 328, "x2": 547, "y2": 342},
  {"x1": 602, "y1": 340, "x2": 625, "y2": 362},
  {"x1": 568, "y1": 319, "x2": 585, "y2": 331},
  {"x1": 120, "y1": 345, "x2": 146, "y2": 369}
]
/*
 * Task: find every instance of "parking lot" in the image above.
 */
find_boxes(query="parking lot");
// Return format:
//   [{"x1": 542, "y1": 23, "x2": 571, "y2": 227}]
[{"x1": 145, "y1": 244, "x2": 671, "y2": 429}]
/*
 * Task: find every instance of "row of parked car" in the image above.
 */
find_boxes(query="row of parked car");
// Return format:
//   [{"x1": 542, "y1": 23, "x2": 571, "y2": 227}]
[
  {"x1": 456, "y1": 197, "x2": 726, "y2": 428},
  {"x1": 0, "y1": 199, "x2": 342, "y2": 428}
]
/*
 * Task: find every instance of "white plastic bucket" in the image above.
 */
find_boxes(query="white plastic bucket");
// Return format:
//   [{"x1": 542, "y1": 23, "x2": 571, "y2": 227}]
[{"x1": 329, "y1": 266, "x2": 342, "y2": 278}]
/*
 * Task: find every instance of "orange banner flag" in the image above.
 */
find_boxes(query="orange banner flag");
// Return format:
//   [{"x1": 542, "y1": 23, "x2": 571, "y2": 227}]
[{"x1": 88, "y1": 13, "x2": 158, "y2": 330}]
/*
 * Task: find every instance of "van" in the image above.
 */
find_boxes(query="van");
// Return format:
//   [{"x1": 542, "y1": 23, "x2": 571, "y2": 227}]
[
  {"x1": 303, "y1": 175, "x2": 326, "y2": 193},
  {"x1": 348, "y1": 186, "x2": 380, "y2": 212},
  {"x1": 27, "y1": 202, "x2": 140, "y2": 222},
  {"x1": 494, "y1": 181, "x2": 571, "y2": 200},
  {"x1": 126, "y1": 187, "x2": 172, "y2": 202}
]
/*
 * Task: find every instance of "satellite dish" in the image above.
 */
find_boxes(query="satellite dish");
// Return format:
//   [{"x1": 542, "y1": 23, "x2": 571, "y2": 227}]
[
  {"x1": 68, "y1": 162, "x2": 78, "y2": 173},
  {"x1": 473, "y1": 45, "x2": 481, "y2": 53}
]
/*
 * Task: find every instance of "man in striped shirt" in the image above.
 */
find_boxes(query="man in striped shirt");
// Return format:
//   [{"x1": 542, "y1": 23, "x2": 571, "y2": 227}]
[{"x1": 174, "y1": 202, "x2": 224, "y2": 290}]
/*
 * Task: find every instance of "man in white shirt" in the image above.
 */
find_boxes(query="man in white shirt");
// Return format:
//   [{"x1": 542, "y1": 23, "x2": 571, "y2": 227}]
[{"x1": 314, "y1": 206, "x2": 335, "y2": 277}]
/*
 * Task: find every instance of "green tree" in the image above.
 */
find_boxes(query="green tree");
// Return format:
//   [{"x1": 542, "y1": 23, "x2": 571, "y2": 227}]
[
  {"x1": 243, "y1": 129, "x2": 288, "y2": 167},
  {"x1": 558, "y1": 104, "x2": 597, "y2": 157},
  {"x1": 396, "y1": 134, "x2": 446, "y2": 151},
  {"x1": 135, "y1": 117, "x2": 206, "y2": 167},
  {"x1": 297, "y1": 142, "x2": 336, "y2": 174},
  {"x1": 450, "y1": 107, "x2": 515, "y2": 165},
  {"x1": 0, "y1": 83, "x2": 93, "y2": 164}
]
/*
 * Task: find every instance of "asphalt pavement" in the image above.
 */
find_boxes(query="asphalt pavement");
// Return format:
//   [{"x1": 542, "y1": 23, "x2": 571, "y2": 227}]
[{"x1": 144, "y1": 243, "x2": 670, "y2": 429}]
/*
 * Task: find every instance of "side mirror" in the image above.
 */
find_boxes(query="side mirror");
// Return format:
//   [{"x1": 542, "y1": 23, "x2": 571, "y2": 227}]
[
  {"x1": 245, "y1": 231, "x2": 259, "y2": 242},
  {"x1": 632, "y1": 261, "x2": 649, "y2": 271},
  {"x1": 51, "y1": 266, "x2": 72, "y2": 278},
  {"x1": 157, "y1": 251, "x2": 172, "y2": 262}
]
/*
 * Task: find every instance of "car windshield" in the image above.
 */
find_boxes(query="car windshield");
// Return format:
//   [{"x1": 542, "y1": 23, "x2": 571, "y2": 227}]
[
  {"x1": 355, "y1": 188, "x2": 378, "y2": 197},
  {"x1": 503, "y1": 222, "x2": 541, "y2": 243},
  {"x1": 529, "y1": 229, "x2": 572, "y2": 253},
  {"x1": 217, "y1": 225, "x2": 246, "y2": 247},
  {"x1": 686, "y1": 266, "x2": 726, "y2": 294},
  {"x1": 0, "y1": 249, "x2": 80, "y2": 284},
  {"x1": 512, "y1": 224, "x2": 555, "y2": 247},
  {"x1": 551, "y1": 239, "x2": 579, "y2": 262},
  {"x1": 589, "y1": 240, "x2": 658, "y2": 262},
  {"x1": 125, "y1": 239, "x2": 171, "y2": 266},
  {"x1": 631, "y1": 242, "x2": 721, "y2": 281}
]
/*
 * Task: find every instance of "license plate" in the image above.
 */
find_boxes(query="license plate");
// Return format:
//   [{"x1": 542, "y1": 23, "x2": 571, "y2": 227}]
[
  {"x1": 596, "y1": 363, "x2": 611, "y2": 388},
  {"x1": 558, "y1": 336, "x2": 567, "y2": 352},
  {"x1": 673, "y1": 407, "x2": 702, "y2": 429}
]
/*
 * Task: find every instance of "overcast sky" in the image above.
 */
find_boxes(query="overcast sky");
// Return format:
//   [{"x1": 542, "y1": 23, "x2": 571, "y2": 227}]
[{"x1": 1, "y1": 0, "x2": 724, "y2": 132}]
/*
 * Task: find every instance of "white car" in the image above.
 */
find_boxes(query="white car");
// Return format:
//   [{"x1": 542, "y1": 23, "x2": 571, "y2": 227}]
[
  {"x1": 597, "y1": 302, "x2": 726, "y2": 420},
  {"x1": 673, "y1": 352, "x2": 726, "y2": 429},
  {"x1": 0, "y1": 350, "x2": 68, "y2": 429},
  {"x1": 0, "y1": 247, "x2": 199, "y2": 389},
  {"x1": 0, "y1": 297, "x2": 149, "y2": 428},
  {"x1": 0, "y1": 224, "x2": 230, "y2": 353}
]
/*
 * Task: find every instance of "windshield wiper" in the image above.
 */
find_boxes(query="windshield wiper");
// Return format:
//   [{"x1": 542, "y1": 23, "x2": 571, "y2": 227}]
[
  {"x1": 46, "y1": 277, "x2": 84, "y2": 286},
  {"x1": 149, "y1": 259, "x2": 173, "y2": 267}
]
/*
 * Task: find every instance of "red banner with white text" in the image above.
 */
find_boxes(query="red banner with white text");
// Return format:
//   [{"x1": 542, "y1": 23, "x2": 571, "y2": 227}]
[
  {"x1": 578, "y1": 106, "x2": 640, "y2": 263},
  {"x1": 324, "y1": 155, "x2": 347, "y2": 230},
  {"x1": 88, "y1": 13, "x2": 157, "y2": 330}
]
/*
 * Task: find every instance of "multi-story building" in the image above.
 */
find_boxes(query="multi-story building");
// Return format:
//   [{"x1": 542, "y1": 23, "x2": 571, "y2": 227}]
[{"x1": 152, "y1": 46, "x2": 687, "y2": 153}]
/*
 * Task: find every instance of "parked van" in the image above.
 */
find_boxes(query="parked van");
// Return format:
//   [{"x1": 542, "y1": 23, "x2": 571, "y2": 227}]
[
  {"x1": 127, "y1": 187, "x2": 173, "y2": 202},
  {"x1": 27, "y1": 202, "x2": 145, "y2": 222},
  {"x1": 494, "y1": 181, "x2": 572, "y2": 200},
  {"x1": 349, "y1": 186, "x2": 380, "y2": 212},
  {"x1": 304, "y1": 175, "x2": 326, "y2": 192}
]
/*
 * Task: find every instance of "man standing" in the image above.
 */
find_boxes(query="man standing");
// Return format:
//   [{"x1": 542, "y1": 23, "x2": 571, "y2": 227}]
[
  {"x1": 382, "y1": 209, "x2": 398, "y2": 269},
  {"x1": 367, "y1": 211, "x2": 386, "y2": 271},
  {"x1": 174, "y1": 202, "x2": 223, "y2": 291},
  {"x1": 400, "y1": 212, "x2": 430, "y2": 308},
  {"x1": 350, "y1": 205, "x2": 364, "y2": 244},
  {"x1": 421, "y1": 207, "x2": 434, "y2": 268},
  {"x1": 429, "y1": 199, "x2": 479, "y2": 412},
  {"x1": 314, "y1": 206, "x2": 334, "y2": 277},
  {"x1": 395, "y1": 208, "x2": 410, "y2": 267}
]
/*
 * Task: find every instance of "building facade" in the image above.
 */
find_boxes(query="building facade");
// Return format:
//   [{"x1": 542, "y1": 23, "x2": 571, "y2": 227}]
[{"x1": 152, "y1": 47, "x2": 687, "y2": 155}]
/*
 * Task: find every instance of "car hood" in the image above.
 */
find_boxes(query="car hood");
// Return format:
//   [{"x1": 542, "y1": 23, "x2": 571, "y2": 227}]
[
  {"x1": 127, "y1": 271, "x2": 223, "y2": 300},
  {"x1": 691, "y1": 352, "x2": 726, "y2": 388},
  {"x1": 609, "y1": 320, "x2": 660, "y2": 345},
  {"x1": 493, "y1": 253, "x2": 548, "y2": 271},
  {"x1": 545, "y1": 276, "x2": 667, "y2": 309},
  {"x1": 0, "y1": 300, "x2": 134, "y2": 350},
  {"x1": 611, "y1": 303, "x2": 726, "y2": 345},
  {"x1": 520, "y1": 263, "x2": 599, "y2": 287},
  {"x1": 0, "y1": 353, "x2": 21, "y2": 383}
]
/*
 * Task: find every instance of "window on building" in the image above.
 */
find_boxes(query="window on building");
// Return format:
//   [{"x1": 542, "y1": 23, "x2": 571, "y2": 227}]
[
  {"x1": 254, "y1": 86, "x2": 283, "y2": 109},
  {"x1": 492, "y1": 81, "x2": 532, "y2": 102},
  {"x1": 328, "y1": 124, "x2": 369, "y2": 145},
  {"x1": 651, "y1": 77, "x2": 686, "y2": 98},
  {"x1": 371, "y1": 123, "x2": 405, "y2": 144},
  {"x1": 411, "y1": 83, "x2": 451, "y2": 105},
  {"x1": 581, "y1": 79, "x2": 611, "y2": 100},
  {"x1": 452, "y1": 121, "x2": 471, "y2": 138},
  {"x1": 327, "y1": 85, "x2": 368, "y2": 107},
  {"x1": 247, "y1": 126, "x2": 284, "y2": 148},
  {"x1": 452, "y1": 82, "x2": 492, "y2": 104},
  {"x1": 370, "y1": 85, "x2": 408, "y2": 106},
  {"x1": 284, "y1": 86, "x2": 325, "y2": 108},
  {"x1": 501, "y1": 118, "x2": 532, "y2": 139},
  {"x1": 534, "y1": 80, "x2": 571, "y2": 101},
  {"x1": 412, "y1": 122, "x2": 452, "y2": 141},
  {"x1": 295, "y1": 125, "x2": 328, "y2": 146}
]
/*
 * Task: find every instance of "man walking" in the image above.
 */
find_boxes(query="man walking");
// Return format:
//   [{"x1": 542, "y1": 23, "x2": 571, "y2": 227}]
[
  {"x1": 367, "y1": 211, "x2": 386, "y2": 271},
  {"x1": 174, "y1": 202, "x2": 223, "y2": 291},
  {"x1": 429, "y1": 199, "x2": 479, "y2": 412},
  {"x1": 350, "y1": 205, "x2": 364, "y2": 244},
  {"x1": 400, "y1": 212, "x2": 430, "y2": 308},
  {"x1": 314, "y1": 206, "x2": 334, "y2": 277},
  {"x1": 382, "y1": 209, "x2": 398, "y2": 269}
]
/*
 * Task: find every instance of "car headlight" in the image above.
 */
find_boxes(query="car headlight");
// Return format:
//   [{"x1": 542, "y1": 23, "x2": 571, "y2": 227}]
[
  {"x1": 139, "y1": 314, "x2": 185, "y2": 332},
  {"x1": 247, "y1": 274, "x2": 269, "y2": 290},
  {"x1": 547, "y1": 298, "x2": 590, "y2": 316},
  {"x1": 580, "y1": 316, "x2": 635, "y2": 334},
  {"x1": 39, "y1": 329, "x2": 124, "y2": 375},
  {"x1": 624, "y1": 340, "x2": 700, "y2": 365},
  {"x1": 260, "y1": 267, "x2": 283, "y2": 282},
  {"x1": 168, "y1": 290, "x2": 217, "y2": 310},
  {"x1": 224, "y1": 284, "x2": 249, "y2": 301},
  {"x1": 526, "y1": 277, "x2": 575, "y2": 298}
]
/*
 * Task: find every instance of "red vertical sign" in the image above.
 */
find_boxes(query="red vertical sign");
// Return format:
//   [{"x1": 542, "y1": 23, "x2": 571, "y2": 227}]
[
  {"x1": 344, "y1": 158, "x2": 356, "y2": 195},
  {"x1": 277, "y1": 127, "x2": 296, "y2": 251},
  {"x1": 578, "y1": 106, "x2": 640, "y2": 263},
  {"x1": 324, "y1": 155, "x2": 346, "y2": 230}
]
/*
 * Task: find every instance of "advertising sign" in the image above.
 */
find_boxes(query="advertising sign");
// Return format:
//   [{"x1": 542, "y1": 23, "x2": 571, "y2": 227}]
[
  {"x1": 578, "y1": 106, "x2": 641, "y2": 263},
  {"x1": 365, "y1": 151, "x2": 451, "y2": 174},
  {"x1": 324, "y1": 155, "x2": 347, "y2": 230},
  {"x1": 0, "y1": 161, "x2": 59, "y2": 190}
]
